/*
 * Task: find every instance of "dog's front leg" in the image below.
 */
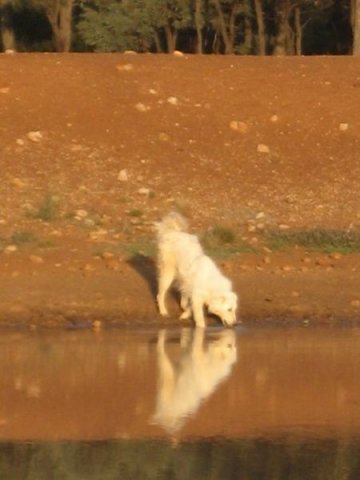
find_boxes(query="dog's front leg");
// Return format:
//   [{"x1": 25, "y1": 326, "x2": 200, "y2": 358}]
[
  {"x1": 191, "y1": 295, "x2": 206, "y2": 328},
  {"x1": 179, "y1": 294, "x2": 192, "y2": 320}
]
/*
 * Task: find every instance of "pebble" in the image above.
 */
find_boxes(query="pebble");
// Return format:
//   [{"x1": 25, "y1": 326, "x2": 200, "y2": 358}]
[
  {"x1": 75, "y1": 209, "x2": 88, "y2": 218},
  {"x1": 27, "y1": 131, "x2": 43, "y2": 143},
  {"x1": 339, "y1": 123, "x2": 349, "y2": 131},
  {"x1": 29, "y1": 255, "x2": 44, "y2": 264},
  {"x1": 167, "y1": 96, "x2": 179, "y2": 106},
  {"x1": 0, "y1": 87, "x2": 10, "y2": 94},
  {"x1": 4, "y1": 245, "x2": 17, "y2": 254},
  {"x1": 229, "y1": 120, "x2": 248, "y2": 133},
  {"x1": 173, "y1": 50, "x2": 184, "y2": 57},
  {"x1": 138, "y1": 187, "x2": 150, "y2": 195},
  {"x1": 116, "y1": 63, "x2": 133, "y2": 71},
  {"x1": 11, "y1": 177, "x2": 27, "y2": 189},
  {"x1": 270, "y1": 114, "x2": 279, "y2": 122},
  {"x1": 135, "y1": 103, "x2": 150, "y2": 112},
  {"x1": 117, "y1": 169, "x2": 128, "y2": 182},
  {"x1": 329, "y1": 252, "x2": 342, "y2": 260},
  {"x1": 350, "y1": 300, "x2": 360, "y2": 308},
  {"x1": 257, "y1": 143, "x2": 270, "y2": 154}
]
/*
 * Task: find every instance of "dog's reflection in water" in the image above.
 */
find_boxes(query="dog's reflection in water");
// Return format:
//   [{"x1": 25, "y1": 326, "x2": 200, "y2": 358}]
[{"x1": 151, "y1": 328, "x2": 237, "y2": 434}]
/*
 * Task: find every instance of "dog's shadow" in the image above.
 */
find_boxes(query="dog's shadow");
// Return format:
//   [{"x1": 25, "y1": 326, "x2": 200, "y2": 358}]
[{"x1": 127, "y1": 254, "x2": 180, "y2": 308}]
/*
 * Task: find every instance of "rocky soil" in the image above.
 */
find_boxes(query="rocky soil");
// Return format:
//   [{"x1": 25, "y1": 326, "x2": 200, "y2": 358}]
[{"x1": 0, "y1": 53, "x2": 360, "y2": 328}]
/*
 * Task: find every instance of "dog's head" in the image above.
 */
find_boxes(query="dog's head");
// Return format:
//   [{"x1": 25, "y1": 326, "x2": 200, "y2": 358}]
[{"x1": 208, "y1": 292, "x2": 238, "y2": 327}]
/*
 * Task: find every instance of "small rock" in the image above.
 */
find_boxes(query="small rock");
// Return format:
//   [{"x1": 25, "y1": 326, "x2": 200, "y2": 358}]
[
  {"x1": 116, "y1": 63, "x2": 133, "y2": 72},
  {"x1": 278, "y1": 224, "x2": 290, "y2": 230},
  {"x1": 173, "y1": 50, "x2": 184, "y2": 57},
  {"x1": 315, "y1": 258, "x2": 328, "y2": 267},
  {"x1": 282, "y1": 265, "x2": 292, "y2": 272},
  {"x1": 167, "y1": 96, "x2": 178, "y2": 106},
  {"x1": 138, "y1": 187, "x2": 150, "y2": 195},
  {"x1": 270, "y1": 114, "x2": 279, "y2": 123},
  {"x1": 101, "y1": 251, "x2": 115, "y2": 260},
  {"x1": 29, "y1": 255, "x2": 44, "y2": 264},
  {"x1": 229, "y1": 120, "x2": 248, "y2": 133},
  {"x1": 0, "y1": 87, "x2": 10, "y2": 94},
  {"x1": 16, "y1": 138, "x2": 25, "y2": 146},
  {"x1": 118, "y1": 169, "x2": 128, "y2": 181},
  {"x1": 135, "y1": 103, "x2": 150, "y2": 112},
  {"x1": 75, "y1": 209, "x2": 88, "y2": 218},
  {"x1": 4, "y1": 245, "x2": 17, "y2": 254},
  {"x1": 255, "y1": 211, "x2": 265, "y2": 219},
  {"x1": 11, "y1": 177, "x2": 27, "y2": 189},
  {"x1": 263, "y1": 256, "x2": 271, "y2": 264},
  {"x1": 159, "y1": 132, "x2": 170, "y2": 142},
  {"x1": 301, "y1": 257, "x2": 312, "y2": 264},
  {"x1": 27, "y1": 131, "x2": 43, "y2": 143},
  {"x1": 257, "y1": 143, "x2": 270, "y2": 154},
  {"x1": 350, "y1": 300, "x2": 360, "y2": 308},
  {"x1": 339, "y1": 123, "x2": 349, "y2": 132},
  {"x1": 329, "y1": 252, "x2": 342, "y2": 260}
]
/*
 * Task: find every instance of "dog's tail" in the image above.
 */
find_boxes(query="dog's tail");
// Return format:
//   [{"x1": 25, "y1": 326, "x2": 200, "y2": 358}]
[{"x1": 155, "y1": 211, "x2": 188, "y2": 236}]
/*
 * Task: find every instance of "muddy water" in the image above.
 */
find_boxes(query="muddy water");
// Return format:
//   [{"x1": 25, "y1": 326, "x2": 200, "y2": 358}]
[{"x1": 1, "y1": 326, "x2": 360, "y2": 479}]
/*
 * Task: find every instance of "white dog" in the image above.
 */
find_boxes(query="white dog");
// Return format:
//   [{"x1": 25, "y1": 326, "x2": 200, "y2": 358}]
[
  {"x1": 152, "y1": 328, "x2": 237, "y2": 433},
  {"x1": 155, "y1": 211, "x2": 238, "y2": 328}
]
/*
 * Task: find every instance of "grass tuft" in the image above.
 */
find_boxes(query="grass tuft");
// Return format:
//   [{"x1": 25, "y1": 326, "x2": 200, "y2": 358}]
[{"x1": 266, "y1": 229, "x2": 360, "y2": 253}]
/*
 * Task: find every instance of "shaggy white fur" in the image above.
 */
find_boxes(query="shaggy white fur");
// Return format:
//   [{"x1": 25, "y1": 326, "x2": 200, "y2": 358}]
[{"x1": 155, "y1": 211, "x2": 238, "y2": 328}]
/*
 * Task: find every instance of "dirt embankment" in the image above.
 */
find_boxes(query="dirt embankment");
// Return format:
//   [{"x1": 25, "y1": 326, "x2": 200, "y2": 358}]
[{"x1": 0, "y1": 53, "x2": 360, "y2": 327}]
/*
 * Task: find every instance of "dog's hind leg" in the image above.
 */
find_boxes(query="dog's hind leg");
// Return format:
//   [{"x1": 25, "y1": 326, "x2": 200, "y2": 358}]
[
  {"x1": 179, "y1": 294, "x2": 192, "y2": 320},
  {"x1": 157, "y1": 263, "x2": 176, "y2": 316}
]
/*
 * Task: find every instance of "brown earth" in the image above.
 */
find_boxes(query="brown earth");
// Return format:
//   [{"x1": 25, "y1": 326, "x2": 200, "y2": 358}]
[{"x1": 1, "y1": 53, "x2": 360, "y2": 328}]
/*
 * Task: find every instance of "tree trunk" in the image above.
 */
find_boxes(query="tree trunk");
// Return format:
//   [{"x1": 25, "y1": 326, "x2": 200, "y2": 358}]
[
  {"x1": 244, "y1": 13, "x2": 253, "y2": 53},
  {"x1": 0, "y1": 3, "x2": 16, "y2": 51},
  {"x1": 195, "y1": 0, "x2": 203, "y2": 53},
  {"x1": 212, "y1": 0, "x2": 233, "y2": 54},
  {"x1": 153, "y1": 31, "x2": 163, "y2": 53},
  {"x1": 253, "y1": 0, "x2": 266, "y2": 55},
  {"x1": 47, "y1": 0, "x2": 73, "y2": 52},
  {"x1": 273, "y1": 0, "x2": 291, "y2": 55},
  {"x1": 353, "y1": 0, "x2": 360, "y2": 55},
  {"x1": 164, "y1": 23, "x2": 177, "y2": 53},
  {"x1": 294, "y1": 6, "x2": 302, "y2": 55}
]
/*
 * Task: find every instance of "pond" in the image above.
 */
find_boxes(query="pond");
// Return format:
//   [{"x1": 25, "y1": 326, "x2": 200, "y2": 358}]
[{"x1": 0, "y1": 326, "x2": 360, "y2": 479}]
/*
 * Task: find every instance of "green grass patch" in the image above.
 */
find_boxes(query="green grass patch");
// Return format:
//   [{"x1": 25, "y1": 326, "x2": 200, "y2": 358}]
[
  {"x1": 121, "y1": 241, "x2": 156, "y2": 258},
  {"x1": 201, "y1": 225, "x2": 255, "y2": 258},
  {"x1": 30, "y1": 195, "x2": 59, "y2": 222},
  {"x1": 265, "y1": 229, "x2": 360, "y2": 253},
  {"x1": 127, "y1": 209, "x2": 143, "y2": 218},
  {"x1": 11, "y1": 231, "x2": 38, "y2": 246}
]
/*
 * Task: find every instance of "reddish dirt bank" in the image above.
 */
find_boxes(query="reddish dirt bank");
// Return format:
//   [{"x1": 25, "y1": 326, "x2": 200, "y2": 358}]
[{"x1": 0, "y1": 53, "x2": 360, "y2": 327}]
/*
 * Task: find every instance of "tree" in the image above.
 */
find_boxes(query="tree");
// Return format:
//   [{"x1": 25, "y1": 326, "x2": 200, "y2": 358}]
[
  {"x1": 253, "y1": 0, "x2": 266, "y2": 54},
  {"x1": 352, "y1": 0, "x2": 360, "y2": 54},
  {"x1": 0, "y1": 0, "x2": 19, "y2": 50},
  {"x1": 35, "y1": 0, "x2": 74, "y2": 51}
]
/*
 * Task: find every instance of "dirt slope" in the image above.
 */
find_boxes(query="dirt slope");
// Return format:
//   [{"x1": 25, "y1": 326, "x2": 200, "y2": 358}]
[{"x1": 0, "y1": 53, "x2": 360, "y2": 327}]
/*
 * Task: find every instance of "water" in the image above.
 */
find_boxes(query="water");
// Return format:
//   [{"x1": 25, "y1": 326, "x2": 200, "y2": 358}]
[{"x1": 0, "y1": 326, "x2": 360, "y2": 479}]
